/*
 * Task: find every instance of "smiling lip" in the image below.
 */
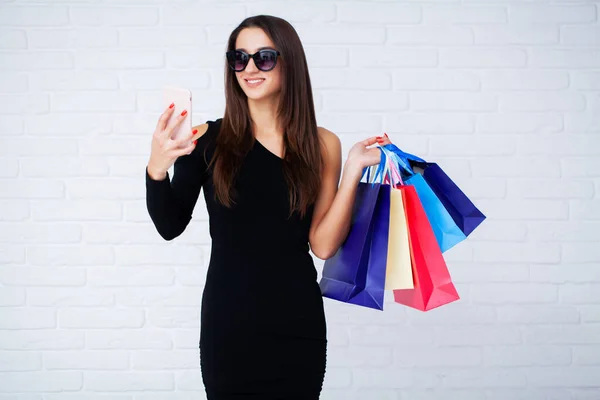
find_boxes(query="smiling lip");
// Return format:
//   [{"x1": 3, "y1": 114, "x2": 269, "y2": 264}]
[{"x1": 244, "y1": 78, "x2": 265, "y2": 88}]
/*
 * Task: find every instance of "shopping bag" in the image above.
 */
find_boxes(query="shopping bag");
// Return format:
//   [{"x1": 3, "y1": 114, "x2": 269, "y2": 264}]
[
  {"x1": 385, "y1": 187, "x2": 413, "y2": 290},
  {"x1": 376, "y1": 147, "x2": 414, "y2": 291},
  {"x1": 319, "y1": 181, "x2": 391, "y2": 310},
  {"x1": 404, "y1": 173, "x2": 466, "y2": 252},
  {"x1": 409, "y1": 160, "x2": 486, "y2": 237},
  {"x1": 384, "y1": 143, "x2": 486, "y2": 237},
  {"x1": 369, "y1": 146, "x2": 414, "y2": 291},
  {"x1": 392, "y1": 184, "x2": 460, "y2": 311},
  {"x1": 383, "y1": 144, "x2": 468, "y2": 252}
]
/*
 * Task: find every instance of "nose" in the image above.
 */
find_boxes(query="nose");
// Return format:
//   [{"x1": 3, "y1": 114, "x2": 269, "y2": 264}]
[
  {"x1": 241, "y1": 57, "x2": 260, "y2": 73},
  {"x1": 245, "y1": 56, "x2": 259, "y2": 73}
]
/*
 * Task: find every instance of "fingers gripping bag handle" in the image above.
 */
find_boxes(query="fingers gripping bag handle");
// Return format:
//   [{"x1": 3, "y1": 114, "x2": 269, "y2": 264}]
[
  {"x1": 361, "y1": 146, "x2": 404, "y2": 187},
  {"x1": 361, "y1": 151, "x2": 385, "y2": 184},
  {"x1": 361, "y1": 145, "x2": 388, "y2": 184}
]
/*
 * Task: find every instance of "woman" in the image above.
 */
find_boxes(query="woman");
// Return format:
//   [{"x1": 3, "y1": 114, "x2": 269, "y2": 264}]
[{"x1": 146, "y1": 15, "x2": 387, "y2": 399}]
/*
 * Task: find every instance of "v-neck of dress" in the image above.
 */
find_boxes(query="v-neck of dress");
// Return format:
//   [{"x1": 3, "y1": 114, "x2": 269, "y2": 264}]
[{"x1": 254, "y1": 138, "x2": 284, "y2": 161}]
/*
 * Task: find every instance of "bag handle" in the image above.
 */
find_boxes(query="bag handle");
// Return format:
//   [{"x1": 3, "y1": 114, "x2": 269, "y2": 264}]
[
  {"x1": 361, "y1": 146, "x2": 405, "y2": 187},
  {"x1": 361, "y1": 143, "x2": 388, "y2": 184},
  {"x1": 384, "y1": 143, "x2": 426, "y2": 163},
  {"x1": 382, "y1": 143, "x2": 426, "y2": 175},
  {"x1": 380, "y1": 146, "x2": 404, "y2": 187}
]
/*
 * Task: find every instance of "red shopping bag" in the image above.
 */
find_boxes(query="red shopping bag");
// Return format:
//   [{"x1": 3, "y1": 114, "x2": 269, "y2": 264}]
[{"x1": 393, "y1": 184, "x2": 460, "y2": 311}]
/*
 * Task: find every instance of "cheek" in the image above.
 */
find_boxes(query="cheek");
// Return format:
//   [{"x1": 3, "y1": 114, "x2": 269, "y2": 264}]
[
  {"x1": 270, "y1": 70, "x2": 282, "y2": 90},
  {"x1": 235, "y1": 73, "x2": 243, "y2": 86}
]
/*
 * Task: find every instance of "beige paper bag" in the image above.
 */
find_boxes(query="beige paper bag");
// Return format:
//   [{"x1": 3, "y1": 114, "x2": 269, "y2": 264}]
[{"x1": 385, "y1": 188, "x2": 414, "y2": 290}]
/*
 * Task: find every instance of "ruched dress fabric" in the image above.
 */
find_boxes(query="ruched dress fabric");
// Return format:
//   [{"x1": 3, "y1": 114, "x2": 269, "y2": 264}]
[{"x1": 145, "y1": 118, "x2": 327, "y2": 399}]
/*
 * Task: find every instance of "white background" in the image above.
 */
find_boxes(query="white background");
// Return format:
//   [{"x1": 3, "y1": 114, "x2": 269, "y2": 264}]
[{"x1": 1, "y1": 0, "x2": 599, "y2": 399}]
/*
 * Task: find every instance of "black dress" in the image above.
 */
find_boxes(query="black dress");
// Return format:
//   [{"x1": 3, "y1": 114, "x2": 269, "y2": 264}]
[{"x1": 145, "y1": 118, "x2": 327, "y2": 399}]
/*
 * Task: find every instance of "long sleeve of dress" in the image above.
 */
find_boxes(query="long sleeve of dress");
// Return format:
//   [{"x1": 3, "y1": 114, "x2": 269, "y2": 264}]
[{"x1": 145, "y1": 122, "x2": 214, "y2": 241}]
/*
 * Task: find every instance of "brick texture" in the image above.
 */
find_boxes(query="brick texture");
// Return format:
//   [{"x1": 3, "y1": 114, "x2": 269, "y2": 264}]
[{"x1": 0, "y1": 1, "x2": 598, "y2": 398}]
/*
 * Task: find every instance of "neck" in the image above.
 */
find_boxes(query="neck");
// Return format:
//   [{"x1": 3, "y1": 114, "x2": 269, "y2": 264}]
[{"x1": 248, "y1": 94, "x2": 282, "y2": 138}]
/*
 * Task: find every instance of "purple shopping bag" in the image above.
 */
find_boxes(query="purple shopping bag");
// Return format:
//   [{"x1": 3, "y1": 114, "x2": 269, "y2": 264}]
[
  {"x1": 319, "y1": 182, "x2": 391, "y2": 310},
  {"x1": 410, "y1": 160, "x2": 485, "y2": 236}
]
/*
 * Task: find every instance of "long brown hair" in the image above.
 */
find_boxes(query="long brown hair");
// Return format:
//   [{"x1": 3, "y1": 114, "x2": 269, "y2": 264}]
[{"x1": 210, "y1": 15, "x2": 323, "y2": 218}]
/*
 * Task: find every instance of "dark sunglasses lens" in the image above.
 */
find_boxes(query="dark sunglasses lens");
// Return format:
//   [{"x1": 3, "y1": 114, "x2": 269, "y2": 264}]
[
  {"x1": 227, "y1": 51, "x2": 248, "y2": 71},
  {"x1": 255, "y1": 50, "x2": 277, "y2": 71}
]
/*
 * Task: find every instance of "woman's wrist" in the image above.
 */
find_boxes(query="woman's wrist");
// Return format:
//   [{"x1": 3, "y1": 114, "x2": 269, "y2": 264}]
[
  {"x1": 341, "y1": 158, "x2": 364, "y2": 186},
  {"x1": 147, "y1": 164, "x2": 168, "y2": 181}
]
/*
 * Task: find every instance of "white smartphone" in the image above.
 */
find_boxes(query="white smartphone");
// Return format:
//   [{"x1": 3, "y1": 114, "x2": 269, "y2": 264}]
[{"x1": 162, "y1": 85, "x2": 192, "y2": 141}]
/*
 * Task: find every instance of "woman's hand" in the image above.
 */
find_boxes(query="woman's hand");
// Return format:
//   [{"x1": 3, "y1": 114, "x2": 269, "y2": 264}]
[
  {"x1": 147, "y1": 104, "x2": 199, "y2": 180},
  {"x1": 344, "y1": 133, "x2": 393, "y2": 179}
]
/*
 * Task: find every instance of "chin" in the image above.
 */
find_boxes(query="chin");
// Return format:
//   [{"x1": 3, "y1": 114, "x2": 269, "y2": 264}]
[
  {"x1": 244, "y1": 89, "x2": 280, "y2": 102},
  {"x1": 245, "y1": 91, "x2": 276, "y2": 101}
]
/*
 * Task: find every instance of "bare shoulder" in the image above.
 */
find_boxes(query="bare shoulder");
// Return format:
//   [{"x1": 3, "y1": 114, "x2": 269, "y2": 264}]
[
  {"x1": 317, "y1": 126, "x2": 339, "y2": 142},
  {"x1": 317, "y1": 126, "x2": 341, "y2": 157},
  {"x1": 190, "y1": 122, "x2": 209, "y2": 142},
  {"x1": 191, "y1": 123, "x2": 209, "y2": 141}
]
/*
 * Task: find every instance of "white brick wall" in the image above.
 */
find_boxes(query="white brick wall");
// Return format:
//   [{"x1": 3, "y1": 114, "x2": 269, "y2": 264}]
[{"x1": 0, "y1": 0, "x2": 599, "y2": 398}]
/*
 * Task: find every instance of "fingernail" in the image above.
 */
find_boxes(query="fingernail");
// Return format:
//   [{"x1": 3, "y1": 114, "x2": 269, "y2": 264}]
[
  {"x1": 181, "y1": 110, "x2": 187, "y2": 116},
  {"x1": 192, "y1": 129, "x2": 198, "y2": 134},
  {"x1": 194, "y1": 140, "x2": 197, "y2": 145},
  {"x1": 169, "y1": 103, "x2": 174, "y2": 109},
  {"x1": 384, "y1": 133, "x2": 389, "y2": 138}
]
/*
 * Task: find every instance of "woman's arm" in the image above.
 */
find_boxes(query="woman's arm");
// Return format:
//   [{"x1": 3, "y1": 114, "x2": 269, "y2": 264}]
[
  {"x1": 146, "y1": 122, "x2": 209, "y2": 240},
  {"x1": 308, "y1": 127, "x2": 383, "y2": 260}
]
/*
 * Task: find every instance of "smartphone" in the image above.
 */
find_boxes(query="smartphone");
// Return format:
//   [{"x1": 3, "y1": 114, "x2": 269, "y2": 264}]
[{"x1": 163, "y1": 85, "x2": 192, "y2": 141}]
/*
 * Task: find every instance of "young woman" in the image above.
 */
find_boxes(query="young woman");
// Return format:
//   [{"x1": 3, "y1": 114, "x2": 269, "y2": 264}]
[{"x1": 146, "y1": 15, "x2": 387, "y2": 399}]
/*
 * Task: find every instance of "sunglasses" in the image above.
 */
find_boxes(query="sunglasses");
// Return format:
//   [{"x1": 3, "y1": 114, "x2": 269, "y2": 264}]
[{"x1": 226, "y1": 49, "x2": 280, "y2": 72}]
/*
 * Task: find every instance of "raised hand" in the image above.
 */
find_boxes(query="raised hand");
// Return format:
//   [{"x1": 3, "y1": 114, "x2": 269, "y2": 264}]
[
  {"x1": 345, "y1": 134, "x2": 392, "y2": 171},
  {"x1": 147, "y1": 104, "x2": 199, "y2": 180}
]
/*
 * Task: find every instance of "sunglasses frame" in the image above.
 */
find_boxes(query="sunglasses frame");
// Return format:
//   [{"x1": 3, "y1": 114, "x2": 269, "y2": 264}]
[{"x1": 226, "y1": 49, "x2": 281, "y2": 72}]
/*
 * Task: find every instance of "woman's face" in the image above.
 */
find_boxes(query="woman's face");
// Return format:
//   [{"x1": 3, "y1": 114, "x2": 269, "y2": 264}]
[{"x1": 233, "y1": 27, "x2": 282, "y2": 102}]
